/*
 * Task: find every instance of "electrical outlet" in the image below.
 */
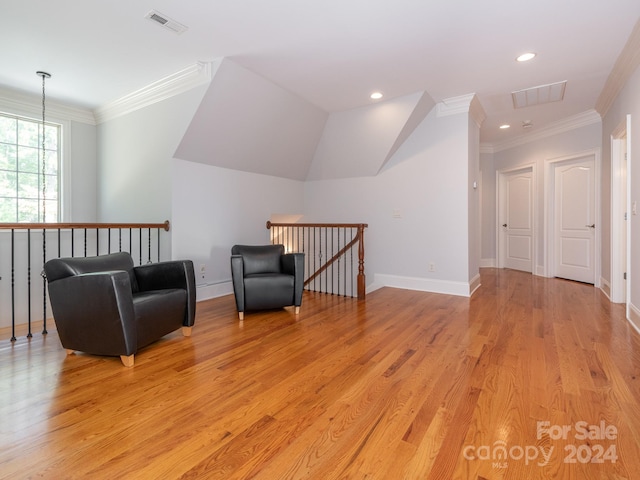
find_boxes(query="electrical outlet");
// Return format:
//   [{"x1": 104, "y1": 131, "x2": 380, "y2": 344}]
[
  {"x1": 199, "y1": 264, "x2": 206, "y2": 279},
  {"x1": 429, "y1": 262, "x2": 436, "y2": 272}
]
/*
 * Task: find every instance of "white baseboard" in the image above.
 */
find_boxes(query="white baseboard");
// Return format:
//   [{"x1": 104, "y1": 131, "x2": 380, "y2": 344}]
[
  {"x1": 371, "y1": 273, "x2": 473, "y2": 297},
  {"x1": 600, "y1": 277, "x2": 611, "y2": 301},
  {"x1": 480, "y1": 258, "x2": 496, "y2": 268},
  {"x1": 480, "y1": 262, "x2": 547, "y2": 277},
  {"x1": 628, "y1": 302, "x2": 640, "y2": 335},
  {"x1": 196, "y1": 281, "x2": 233, "y2": 302},
  {"x1": 468, "y1": 263, "x2": 560, "y2": 280},
  {"x1": 469, "y1": 273, "x2": 482, "y2": 296}
]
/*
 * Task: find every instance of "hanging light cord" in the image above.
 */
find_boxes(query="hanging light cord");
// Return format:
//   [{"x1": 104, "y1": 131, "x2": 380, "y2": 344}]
[
  {"x1": 37, "y1": 71, "x2": 50, "y2": 222},
  {"x1": 36, "y1": 71, "x2": 51, "y2": 336}
]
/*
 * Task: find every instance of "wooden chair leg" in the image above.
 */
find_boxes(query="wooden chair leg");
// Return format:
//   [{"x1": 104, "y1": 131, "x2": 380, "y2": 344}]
[
  {"x1": 182, "y1": 326, "x2": 193, "y2": 337},
  {"x1": 238, "y1": 312, "x2": 244, "y2": 320},
  {"x1": 120, "y1": 355, "x2": 135, "y2": 367},
  {"x1": 65, "y1": 349, "x2": 75, "y2": 356},
  {"x1": 295, "y1": 306, "x2": 300, "y2": 315}
]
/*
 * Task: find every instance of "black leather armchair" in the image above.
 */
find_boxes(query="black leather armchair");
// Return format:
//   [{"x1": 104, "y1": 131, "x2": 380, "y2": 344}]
[
  {"x1": 44, "y1": 252, "x2": 196, "y2": 367},
  {"x1": 231, "y1": 244, "x2": 304, "y2": 320}
]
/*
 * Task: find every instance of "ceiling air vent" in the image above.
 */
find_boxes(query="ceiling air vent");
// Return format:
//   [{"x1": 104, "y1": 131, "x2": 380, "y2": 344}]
[
  {"x1": 511, "y1": 80, "x2": 566, "y2": 109},
  {"x1": 145, "y1": 10, "x2": 188, "y2": 35}
]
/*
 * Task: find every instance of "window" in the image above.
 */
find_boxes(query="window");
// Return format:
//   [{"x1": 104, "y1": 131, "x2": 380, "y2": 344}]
[{"x1": 0, "y1": 113, "x2": 60, "y2": 222}]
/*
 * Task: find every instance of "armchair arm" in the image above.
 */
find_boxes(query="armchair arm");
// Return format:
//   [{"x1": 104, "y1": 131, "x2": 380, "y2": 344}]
[
  {"x1": 230, "y1": 255, "x2": 245, "y2": 312},
  {"x1": 47, "y1": 271, "x2": 137, "y2": 356},
  {"x1": 134, "y1": 260, "x2": 196, "y2": 327},
  {"x1": 282, "y1": 253, "x2": 305, "y2": 307}
]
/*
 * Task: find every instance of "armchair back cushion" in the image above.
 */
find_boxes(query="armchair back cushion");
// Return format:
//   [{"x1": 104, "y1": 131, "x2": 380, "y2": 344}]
[
  {"x1": 44, "y1": 252, "x2": 140, "y2": 292},
  {"x1": 232, "y1": 244, "x2": 284, "y2": 275}
]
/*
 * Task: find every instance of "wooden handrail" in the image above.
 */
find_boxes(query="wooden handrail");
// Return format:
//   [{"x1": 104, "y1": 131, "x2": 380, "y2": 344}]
[
  {"x1": 267, "y1": 221, "x2": 367, "y2": 229},
  {"x1": 0, "y1": 220, "x2": 170, "y2": 231}
]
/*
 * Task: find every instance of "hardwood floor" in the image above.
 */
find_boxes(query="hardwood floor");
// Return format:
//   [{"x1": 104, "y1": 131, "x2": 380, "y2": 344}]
[{"x1": 2, "y1": 268, "x2": 640, "y2": 479}]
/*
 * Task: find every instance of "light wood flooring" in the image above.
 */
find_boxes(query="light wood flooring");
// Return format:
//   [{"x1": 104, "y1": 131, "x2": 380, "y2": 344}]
[{"x1": 2, "y1": 268, "x2": 640, "y2": 479}]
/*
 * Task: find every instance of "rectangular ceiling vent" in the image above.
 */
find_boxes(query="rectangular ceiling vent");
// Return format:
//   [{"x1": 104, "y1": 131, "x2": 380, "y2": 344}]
[
  {"x1": 512, "y1": 80, "x2": 567, "y2": 109},
  {"x1": 145, "y1": 10, "x2": 188, "y2": 35}
]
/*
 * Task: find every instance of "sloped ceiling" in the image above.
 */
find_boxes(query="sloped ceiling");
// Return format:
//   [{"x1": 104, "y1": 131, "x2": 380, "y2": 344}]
[
  {"x1": 378, "y1": 92, "x2": 437, "y2": 174},
  {"x1": 307, "y1": 91, "x2": 435, "y2": 180},
  {"x1": 174, "y1": 58, "x2": 327, "y2": 181},
  {"x1": 176, "y1": 58, "x2": 437, "y2": 181}
]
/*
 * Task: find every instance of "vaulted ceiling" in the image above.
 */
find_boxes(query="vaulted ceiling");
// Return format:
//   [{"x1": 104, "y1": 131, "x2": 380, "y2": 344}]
[
  {"x1": 174, "y1": 59, "x2": 436, "y2": 181},
  {"x1": 2, "y1": 1, "x2": 639, "y2": 147}
]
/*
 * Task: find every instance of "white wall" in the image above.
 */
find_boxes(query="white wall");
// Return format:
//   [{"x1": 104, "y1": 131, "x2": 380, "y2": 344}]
[
  {"x1": 479, "y1": 151, "x2": 496, "y2": 266},
  {"x1": 601, "y1": 63, "x2": 640, "y2": 327},
  {"x1": 96, "y1": 85, "x2": 208, "y2": 223},
  {"x1": 67, "y1": 120, "x2": 97, "y2": 221},
  {"x1": 482, "y1": 121, "x2": 602, "y2": 273},
  {"x1": 468, "y1": 115, "x2": 481, "y2": 285},
  {"x1": 304, "y1": 107, "x2": 474, "y2": 296},
  {"x1": 171, "y1": 159, "x2": 304, "y2": 300}
]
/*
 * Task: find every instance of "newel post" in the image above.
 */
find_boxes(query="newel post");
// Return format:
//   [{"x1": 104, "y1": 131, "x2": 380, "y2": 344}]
[{"x1": 357, "y1": 224, "x2": 366, "y2": 300}]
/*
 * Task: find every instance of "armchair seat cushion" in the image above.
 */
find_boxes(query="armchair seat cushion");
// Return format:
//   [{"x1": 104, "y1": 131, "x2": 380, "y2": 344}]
[
  {"x1": 244, "y1": 274, "x2": 295, "y2": 310},
  {"x1": 133, "y1": 289, "x2": 187, "y2": 348}
]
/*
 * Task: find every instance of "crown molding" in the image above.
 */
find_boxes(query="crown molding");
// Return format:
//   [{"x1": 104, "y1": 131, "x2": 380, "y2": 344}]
[
  {"x1": 0, "y1": 86, "x2": 96, "y2": 125},
  {"x1": 437, "y1": 93, "x2": 486, "y2": 128},
  {"x1": 93, "y1": 60, "x2": 218, "y2": 124},
  {"x1": 436, "y1": 93, "x2": 475, "y2": 117},
  {"x1": 485, "y1": 109, "x2": 602, "y2": 153},
  {"x1": 596, "y1": 19, "x2": 640, "y2": 117}
]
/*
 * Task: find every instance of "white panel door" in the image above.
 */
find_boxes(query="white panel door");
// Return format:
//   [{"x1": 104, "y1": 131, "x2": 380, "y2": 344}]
[
  {"x1": 554, "y1": 157, "x2": 596, "y2": 283},
  {"x1": 504, "y1": 171, "x2": 533, "y2": 272}
]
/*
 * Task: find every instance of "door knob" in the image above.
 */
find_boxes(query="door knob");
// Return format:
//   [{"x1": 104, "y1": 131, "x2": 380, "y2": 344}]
[
  {"x1": 586, "y1": 224, "x2": 595, "y2": 228},
  {"x1": 502, "y1": 224, "x2": 507, "y2": 227}
]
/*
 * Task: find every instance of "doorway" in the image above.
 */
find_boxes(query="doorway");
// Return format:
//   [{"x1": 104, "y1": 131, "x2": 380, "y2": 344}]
[
  {"x1": 497, "y1": 166, "x2": 535, "y2": 272},
  {"x1": 611, "y1": 116, "x2": 630, "y2": 304},
  {"x1": 545, "y1": 151, "x2": 600, "y2": 285}
]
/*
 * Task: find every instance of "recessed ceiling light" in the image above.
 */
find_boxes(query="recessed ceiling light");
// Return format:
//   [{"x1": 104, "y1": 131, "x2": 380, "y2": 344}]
[
  {"x1": 499, "y1": 124, "x2": 510, "y2": 129},
  {"x1": 516, "y1": 52, "x2": 536, "y2": 62},
  {"x1": 370, "y1": 92, "x2": 383, "y2": 100}
]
